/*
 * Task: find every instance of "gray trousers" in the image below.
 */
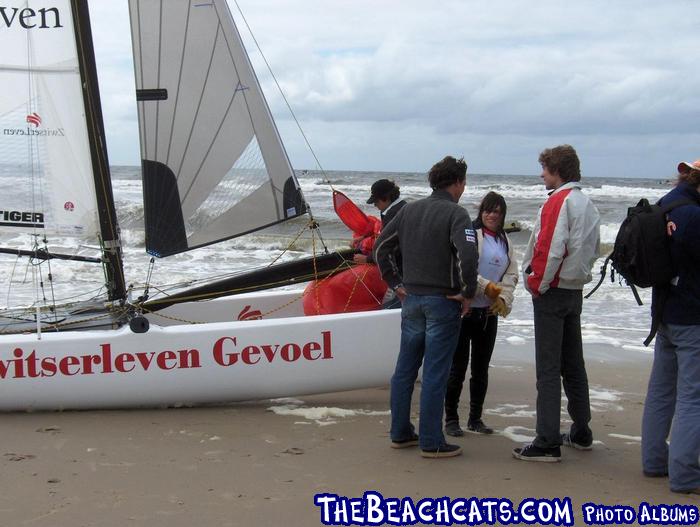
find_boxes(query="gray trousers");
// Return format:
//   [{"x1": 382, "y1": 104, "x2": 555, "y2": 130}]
[
  {"x1": 642, "y1": 323, "x2": 700, "y2": 492},
  {"x1": 532, "y1": 288, "x2": 592, "y2": 449}
]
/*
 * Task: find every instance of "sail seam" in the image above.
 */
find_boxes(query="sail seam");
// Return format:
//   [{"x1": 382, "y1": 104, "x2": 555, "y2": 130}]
[
  {"x1": 165, "y1": 0, "x2": 193, "y2": 167},
  {"x1": 179, "y1": 78, "x2": 239, "y2": 206},
  {"x1": 213, "y1": 1, "x2": 281, "y2": 218},
  {"x1": 155, "y1": 0, "x2": 163, "y2": 164},
  {"x1": 134, "y1": 0, "x2": 147, "y2": 159},
  {"x1": 174, "y1": 24, "x2": 219, "y2": 182}
]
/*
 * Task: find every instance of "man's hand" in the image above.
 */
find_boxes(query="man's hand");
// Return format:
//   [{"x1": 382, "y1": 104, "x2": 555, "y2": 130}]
[
  {"x1": 446, "y1": 293, "x2": 472, "y2": 317},
  {"x1": 353, "y1": 254, "x2": 368, "y2": 264},
  {"x1": 394, "y1": 286, "x2": 408, "y2": 303}
]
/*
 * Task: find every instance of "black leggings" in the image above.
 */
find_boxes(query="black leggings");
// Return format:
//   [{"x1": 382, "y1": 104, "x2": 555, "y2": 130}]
[{"x1": 444, "y1": 309, "x2": 498, "y2": 423}]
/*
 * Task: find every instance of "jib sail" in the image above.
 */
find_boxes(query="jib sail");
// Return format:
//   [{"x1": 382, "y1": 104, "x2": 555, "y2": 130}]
[{"x1": 128, "y1": 0, "x2": 307, "y2": 257}]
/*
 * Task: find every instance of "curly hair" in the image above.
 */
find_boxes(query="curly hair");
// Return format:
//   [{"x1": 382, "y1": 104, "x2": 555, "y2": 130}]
[
  {"x1": 386, "y1": 185, "x2": 401, "y2": 203},
  {"x1": 428, "y1": 156, "x2": 467, "y2": 190},
  {"x1": 538, "y1": 145, "x2": 581, "y2": 183},
  {"x1": 679, "y1": 169, "x2": 700, "y2": 188}
]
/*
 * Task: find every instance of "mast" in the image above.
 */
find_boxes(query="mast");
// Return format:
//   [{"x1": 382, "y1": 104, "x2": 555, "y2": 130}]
[{"x1": 70, "y1": 0, "x2": 127, "y2": 302}]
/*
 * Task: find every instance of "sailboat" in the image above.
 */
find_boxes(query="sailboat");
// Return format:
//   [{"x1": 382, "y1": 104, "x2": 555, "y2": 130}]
[{"x1": 0, "y1": 0, "x2": 400, "y2": 411}]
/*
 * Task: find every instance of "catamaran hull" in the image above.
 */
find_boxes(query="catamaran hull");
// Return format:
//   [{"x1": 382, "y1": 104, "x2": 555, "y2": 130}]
[{"x1": 0, "y1": 291, "x2": 400, "y2": 411}]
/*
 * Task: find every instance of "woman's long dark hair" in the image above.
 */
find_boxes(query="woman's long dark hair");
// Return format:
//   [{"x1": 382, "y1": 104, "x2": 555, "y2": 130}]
[{"x1": 474, "y1": 191, "x2": 508, "y2": 244}]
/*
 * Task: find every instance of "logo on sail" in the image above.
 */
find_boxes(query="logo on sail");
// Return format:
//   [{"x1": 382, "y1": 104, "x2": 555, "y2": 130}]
[
  {"x1": 0, "y1": 6, "x2": 63, "y2": 29},
  {"x1": 26, "y1": 113, "x2": 41, "y2": 128},
  {"x1": 3, "y1": 114, "x2": 65, "y2": 137},
  {"x1": 0, "y1": 210, "x2": 45, "y2": 228}
]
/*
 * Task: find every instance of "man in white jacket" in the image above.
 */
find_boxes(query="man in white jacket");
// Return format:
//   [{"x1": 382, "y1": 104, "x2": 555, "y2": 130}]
[{"x1": 514, "y1": 144, "x2": 600, "y2": 462}]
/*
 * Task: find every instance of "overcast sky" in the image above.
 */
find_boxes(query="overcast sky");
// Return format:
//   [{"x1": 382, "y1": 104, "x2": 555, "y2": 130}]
[{"x1": 90, "y1": 0, "x2": 700, "y2": 179}]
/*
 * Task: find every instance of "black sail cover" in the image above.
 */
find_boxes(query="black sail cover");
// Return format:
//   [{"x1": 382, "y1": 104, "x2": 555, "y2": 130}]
[{"x1": 129, "y1": 0, "x2": 306, "y2": 257}]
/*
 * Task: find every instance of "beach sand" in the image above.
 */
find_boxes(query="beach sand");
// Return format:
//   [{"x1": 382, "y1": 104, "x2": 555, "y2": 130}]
[{"x1": 1, "y1": 342, "x2": 697, "y2": 526}]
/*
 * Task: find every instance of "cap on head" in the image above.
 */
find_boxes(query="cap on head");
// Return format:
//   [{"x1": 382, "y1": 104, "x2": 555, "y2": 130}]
[
  {"x1": 677, "y1": 159, "x2": 700, "y2": 174},
  {"x1": 366, "y1": 179, "x2": 396, "y2": 204}
]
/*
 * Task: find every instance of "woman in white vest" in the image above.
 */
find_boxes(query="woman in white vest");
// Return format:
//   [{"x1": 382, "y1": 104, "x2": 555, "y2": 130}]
[{"x1": 444, "y1": 191, "x2": 518, "y2": 435}]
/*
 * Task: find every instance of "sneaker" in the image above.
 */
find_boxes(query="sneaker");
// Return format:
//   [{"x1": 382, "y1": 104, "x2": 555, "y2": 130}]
[
  {"x1": 560, "y1": 432, "x2": 593, "y2": 451},
  {"x1": 643, "y1": 470, "x2": 668, "y2": 478},
  {"x1": 467, "y1": 419, "x2": 494, "y2": 435},
  {"x1": 512, "y1": 443, "x2": 561, "y2": 462},
  {"x1": 391, "y1": 433, "x2": 419, "y2": 449},
  {"x1": 672, "y1": 487, "x2": 700, "y2": 495},
  {"x1": 445, "y1": 421, "x2": 464, "y2": 437},
  {"x1": 421, "y1": 443, "x2": 463, "y2": 458}
]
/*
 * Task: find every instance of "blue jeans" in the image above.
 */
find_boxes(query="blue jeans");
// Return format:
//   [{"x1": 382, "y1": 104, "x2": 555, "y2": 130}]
[
  {"x1": 642, "y1": 323, "x2": 700, "y2": 492},
  {"x1": 390, "y1": 294, "x2": 462, "y2": 450}
]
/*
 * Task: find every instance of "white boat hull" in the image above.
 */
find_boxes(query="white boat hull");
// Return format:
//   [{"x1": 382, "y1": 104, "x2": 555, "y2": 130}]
[{"x1": 0, "y1": 290, "x2": 400, "y2": 411}]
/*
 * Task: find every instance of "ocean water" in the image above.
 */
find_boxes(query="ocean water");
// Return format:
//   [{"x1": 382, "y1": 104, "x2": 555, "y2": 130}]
[{"x1": 0, "y1": 166, "x2": 674, "y2": 353}]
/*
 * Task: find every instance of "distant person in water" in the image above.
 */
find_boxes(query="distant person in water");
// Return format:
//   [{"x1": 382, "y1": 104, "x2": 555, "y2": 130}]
[
  {"x1": 374, "y1": 156, "x2": 478, "y2": 458},
  {"x1": 444, "y1": 191, "x2": 518, "y2": 437},
  {"x1": 353, "y1": 179, "x2": 406, "y2": 265},
  {"x1": 514, "y1": 144, "x2": 600, "y2": 463},
  {"x1": 641, "y1": 159, "x2": 700, "y2": 495}
]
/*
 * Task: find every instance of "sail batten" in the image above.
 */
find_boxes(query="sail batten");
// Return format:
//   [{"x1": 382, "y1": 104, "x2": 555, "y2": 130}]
[
  {"x1": 129, "y1": 0, "x2": 307, "y2": 257},
  {"x1": 174, "y1": 22, "x2": 221, "y2": 189}
]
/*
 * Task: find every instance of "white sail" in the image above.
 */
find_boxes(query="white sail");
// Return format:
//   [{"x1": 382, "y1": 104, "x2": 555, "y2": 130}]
[
  {"x1": 0, "y1": 1, "x2": 100, "y2": 237},
  {"x1": 128, "y1": 0, "x2": 306, "y2": 257}
]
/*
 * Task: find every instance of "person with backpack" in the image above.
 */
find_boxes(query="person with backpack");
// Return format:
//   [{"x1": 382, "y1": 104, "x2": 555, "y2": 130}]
[
  {"x1": 513, "y1": 144, "x2": 600, "y2": 463},
  {"x1": 641, "y1": 159, "x2": 700, "y2": 495}
]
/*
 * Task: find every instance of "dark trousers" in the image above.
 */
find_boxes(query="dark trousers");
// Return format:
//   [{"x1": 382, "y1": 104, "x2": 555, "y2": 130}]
[
  {"x1": 444, "y1": 309, "x2": 498, "y2": 424},
  {"x1": 532, "y1": 288, "x2": 592, "y2": 448}
]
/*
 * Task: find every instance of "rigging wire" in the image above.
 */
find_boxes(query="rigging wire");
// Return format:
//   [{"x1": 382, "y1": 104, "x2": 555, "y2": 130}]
[
  {"x1": 231, "y1": 0, "x2": 335, "y2": 190},
  {"x1": 231, "y1": 0, "x2": 335, "y2": 255},
  {"x1": 24, "y1": 16, "x2": 46, "y2": 315},
  {"x1": 5, "y1": 254, "x2": 20, "y2": 308},
  {"x1": 41, "y1": 236, "x2": 59, "y2": 310},
  {"x1": 136, "y1": 257, "x2": 156, "y2": 303}
]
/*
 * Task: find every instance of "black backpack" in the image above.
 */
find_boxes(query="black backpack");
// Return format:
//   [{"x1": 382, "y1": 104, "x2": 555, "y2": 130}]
[{"x1": 586, "y1": 197, "x2": 692, "y2": 345}]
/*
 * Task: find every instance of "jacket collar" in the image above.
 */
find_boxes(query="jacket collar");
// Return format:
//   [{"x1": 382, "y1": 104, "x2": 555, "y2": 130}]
[
  {"x1": 382, "y1": 198, "x2": 404, "y2": 216},
  {"x1": 430, "y1": 189, "x2": 457, "y2": 202},
  {"x1": 675, "y1": 182, "x2": 700, "y2": 204},
  {"x1": 548, "y1": 181, "x2": 581, "y2": 196}
]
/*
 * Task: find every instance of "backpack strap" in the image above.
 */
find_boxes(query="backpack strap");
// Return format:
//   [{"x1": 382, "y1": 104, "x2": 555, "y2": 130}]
[
  {"x1": 584, "y1": 254, "x2": 611, "y2": 299},
  {"x1": 584, "y1": 253, "x2": 644, "y2": 305},
  {"x1": 629, "y1": 283, "x2": 643, "y2": 306},
  {"x1": 645, "y1": 286, "x2": 670, "y2": 346}
]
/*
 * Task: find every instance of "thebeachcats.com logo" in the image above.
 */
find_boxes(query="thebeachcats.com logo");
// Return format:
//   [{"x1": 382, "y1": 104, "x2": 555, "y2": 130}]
[{"x1": 313, "y1": 491, "x2": 699, "y2": 526}]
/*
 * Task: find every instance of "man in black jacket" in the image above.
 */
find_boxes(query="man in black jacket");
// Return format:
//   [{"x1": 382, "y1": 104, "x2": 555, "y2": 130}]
[
  {"x1": 374, "y1": 156, "x2": 478, "y2": 458},
  {"x1": 353, "y1": 179, "x2": 406, "y2": 265}
]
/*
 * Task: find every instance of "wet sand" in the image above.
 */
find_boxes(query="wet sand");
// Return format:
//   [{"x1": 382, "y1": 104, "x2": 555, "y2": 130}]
[{"x1": 0, "y1": 343, "x2": 697, "y2": 526}]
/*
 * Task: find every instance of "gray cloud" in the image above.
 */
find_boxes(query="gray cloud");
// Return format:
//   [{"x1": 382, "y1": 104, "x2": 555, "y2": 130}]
[{"x1": 91, "y1": 0, "x2": 700, "y2": 177}]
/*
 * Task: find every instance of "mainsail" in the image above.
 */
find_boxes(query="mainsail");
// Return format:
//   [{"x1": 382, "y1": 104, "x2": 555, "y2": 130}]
[
  {"x1": 129, "y1": 0, "x2": 307, "y2": 257},
  {"x1": 0, "y1": 1, "x2": 126, "y2": 301},
  {"x1": 0, "y1": 1, "x2": 99, "y2": 237}
]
